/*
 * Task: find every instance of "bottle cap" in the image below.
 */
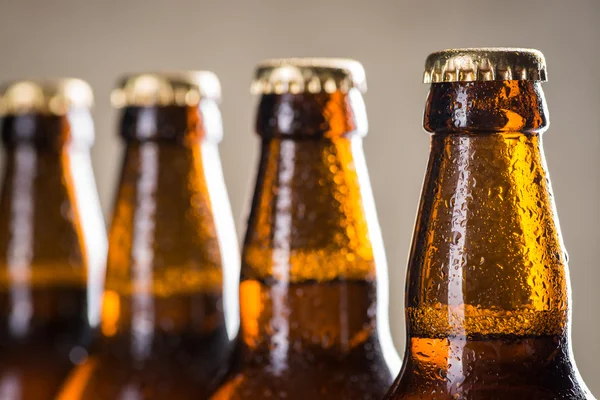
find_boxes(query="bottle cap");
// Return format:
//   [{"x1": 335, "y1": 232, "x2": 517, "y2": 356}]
[
  {"x1": 0, "y1": 78, "x2": 94, "y2": 116},
  {"x1": 251, "y1": 58, "x2": 367, "y2": 95},
  {"x1": 111, "y1": 71, "x2": 221, "y2": 108},
  {"x1": 423, "y1": 48, "x2": 547, "y2": 83}
]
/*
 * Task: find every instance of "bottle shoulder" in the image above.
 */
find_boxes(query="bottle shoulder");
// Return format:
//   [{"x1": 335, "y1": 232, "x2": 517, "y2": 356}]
[
  {"x1": 58, "y1": 328, "x2": 233, "y2": 400},
  {"x1": 388, "y1": 334, "x2": 593, "y2": 400},
  {"x1": 211, "y1": 336, "x2": 394, "y2": 400}
]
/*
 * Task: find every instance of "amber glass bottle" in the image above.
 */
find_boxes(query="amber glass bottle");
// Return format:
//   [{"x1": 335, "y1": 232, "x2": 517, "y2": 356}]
[
  {"x1": 57, "y1": 72, "x2": 239, "y2": 399},
  {"x1": 0, "y1": 79, "x2": 106, "y2": 399},
  {"x1": 385, "y1": 48, "x2": 594, "y2": 399},
  {"x1": 211, "y1": 58, "x2": 400, "y2": 400}
]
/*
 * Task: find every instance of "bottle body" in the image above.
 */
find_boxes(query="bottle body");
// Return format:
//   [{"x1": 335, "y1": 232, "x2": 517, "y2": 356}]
[
  {"x1": 0, "y1": 111, "x2": 106, "y2": 399},
  {"x1": 212, "y1": 87, "x2": 399, "y2": 400},
  {"x1": 58, "y1": 103, "x2": 238, "y2": 399},
  {"x1": 386, "y1": 81, "x2": 593, "y2": 399}
]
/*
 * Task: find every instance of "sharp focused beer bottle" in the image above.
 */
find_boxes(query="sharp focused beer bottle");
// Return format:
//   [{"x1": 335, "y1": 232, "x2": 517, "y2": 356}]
[
  {"x1": 385, "y1": 48, "x2": 594, "y2": 399},
  {"x1": 0, "y1": 79, "x2": 106, "y2": 399},
  {"x1": 211, "y1": 58, "x2": 400, "y2": 400},
  {"x1": 57, "y1": 72, "x2": 239, "y2": 399}
]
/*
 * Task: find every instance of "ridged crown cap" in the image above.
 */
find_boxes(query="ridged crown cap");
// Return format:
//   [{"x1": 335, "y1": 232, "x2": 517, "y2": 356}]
[
  {"x1": 424, "y1": 48, "x2": 547, "y2": 83},
  {"x1": 251, "y1": 58, "x2": 367, "y2": 95},
  {"x1": 0, "y1": 78, "x2": 94, "y2": 116},
  {"x1": 111, "y1": 71, "x2": 221, "y2": 108}
]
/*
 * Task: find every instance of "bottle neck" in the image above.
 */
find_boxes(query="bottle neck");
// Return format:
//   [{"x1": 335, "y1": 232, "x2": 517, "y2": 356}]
[
  {"x1": 243, "y1": 137, "x2": 377, "y2": 282},
  {"x1": 407, "y1": 81, "x2": 568, "y2": 342},
  {"x1": 0, "y1": 112, "x2": 105, "y2": 337},
  {"x1": 101, "y1": 105, "x2": 237, "y2": 357},
  {"x1": 1, "y1": 110, "x2": 95, "y2": 149},
  {"x1": 119, "y1": 101, "x2": 223, "y2": 143},
  {"x1": 424, "y1": 80, "x2": 548, "y2": 134},
  {"x1": 240, "y1": 91, "x2": 394, "y2": 363},
  {"x1": 255, "y1": 88, "x2": 367, "y2": 139}
]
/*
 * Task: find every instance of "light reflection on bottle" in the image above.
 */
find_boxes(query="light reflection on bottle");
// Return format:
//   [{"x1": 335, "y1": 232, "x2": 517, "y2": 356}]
[
  {"x1": 130, "y1": 142, "x2": 158, "y2": 361},
  {"x1": 7, "y1": 145, "x2": 35, "y2": 338}
]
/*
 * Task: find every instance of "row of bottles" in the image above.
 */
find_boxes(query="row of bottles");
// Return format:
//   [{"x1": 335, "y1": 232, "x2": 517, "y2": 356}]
[{"x1": 0, "y1": 49, "x2": 593, "y2": 399}]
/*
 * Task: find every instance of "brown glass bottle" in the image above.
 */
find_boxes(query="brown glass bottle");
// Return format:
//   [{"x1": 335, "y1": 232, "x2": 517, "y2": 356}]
[
  {"x1": 57, "y1": 72, "x2": 239, "y2": 399},
  {"x1": 211, "y1": 59, "x2": 400, "y2": 400},
  {"x1": 385, "y1": 48, "x2": 594, "y2": 399},
  {"x1": 0, "y1": 79, "x2": 107, "y2": 399}
]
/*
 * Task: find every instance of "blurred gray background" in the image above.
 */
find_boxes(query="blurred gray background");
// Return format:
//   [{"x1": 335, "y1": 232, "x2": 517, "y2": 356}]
[{"x1": 0, "y1": 0, "x2": 598, "y2": 392}]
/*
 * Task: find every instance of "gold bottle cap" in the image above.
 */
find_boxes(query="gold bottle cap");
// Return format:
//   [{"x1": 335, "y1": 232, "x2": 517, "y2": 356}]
[
  {"x1": 251, "y1": 58, "x2": 367, "y2": 95},
  {"x1": 423, "y1": 48, "x2": 547, "y2": 83},
  {"x1": 111, "y1": 71, "x2": 221, "y2": 108},
  {"x1": 0, "y1": 78, "x2": 94, "y2": 116}
]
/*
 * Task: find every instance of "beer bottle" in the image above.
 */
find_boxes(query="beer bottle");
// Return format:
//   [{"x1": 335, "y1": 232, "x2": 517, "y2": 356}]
[
  {"x1": 211, "y1": 58, "x2": 400, "y2": 400},
  {"x1": 57, "y1": 72, "x2": 239, "y2": 399},
  {"x1": 0, "y1": 79, "x2": 106, "y2": 399},
  {"x1": 384, "y1": 48, "x2": 594, "y2": 399}
]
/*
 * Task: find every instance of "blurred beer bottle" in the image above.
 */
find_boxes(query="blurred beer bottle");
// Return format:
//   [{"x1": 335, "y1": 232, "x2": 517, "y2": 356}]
[
  {"x1": 211, "y1": 58, "x2": 400, "y2": 400},
  {"x1": 0, "y1": 79, "x2": 107, "y2": 399},
  {"x1": 384, "y1": 48, "x2": 594, "y2": 399},
  {"x1": 57, "y1": 72, "x2": 239, "y2": 399}
]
